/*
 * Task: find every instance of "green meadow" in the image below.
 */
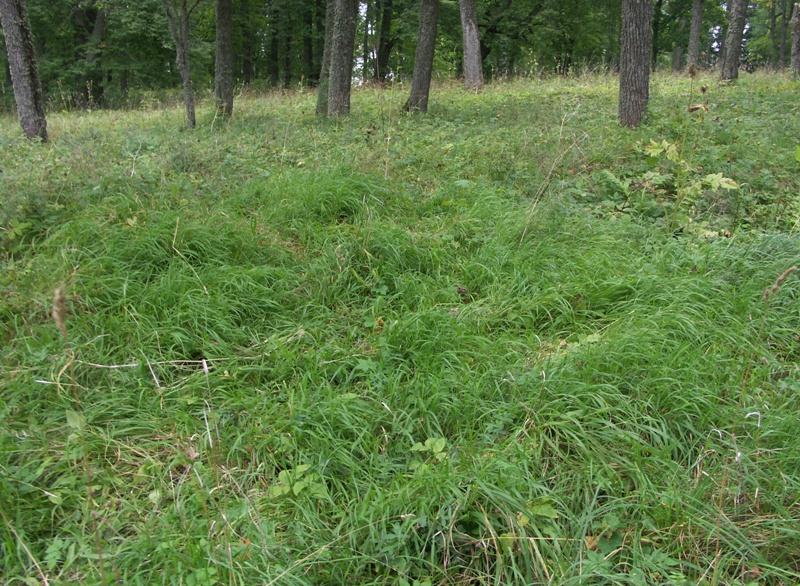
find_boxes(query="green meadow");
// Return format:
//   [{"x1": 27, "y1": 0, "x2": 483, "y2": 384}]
[{"x1": 2, "y1": 73, "x2": 800, "y2": 585}]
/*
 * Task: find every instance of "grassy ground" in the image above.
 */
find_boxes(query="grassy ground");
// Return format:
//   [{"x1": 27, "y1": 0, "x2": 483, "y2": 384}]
[{"x1": 1, "y1": 72, "x2": 800, "y2": 585}]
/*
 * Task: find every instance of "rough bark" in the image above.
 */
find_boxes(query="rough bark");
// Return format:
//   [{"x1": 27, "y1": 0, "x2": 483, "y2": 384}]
[
  {"x1": 720, "y1": 0, "x2": 747, "y2": 80},
  {"x1": 459, "y1": 0, "x2": 482, "y2": 90},
  {"x1": 215, "y1": 0, "x2": 233, "y2": 116},
  {"x1": 161, "y1": 0, "x2": 197, "y2": 128},
  {"x1": 406, "y1": 0, "x2": 439, "y2": 113},
  {"x1": 327, "y1": 0, "x2": 356, "y2": 116},
  {"x1": 375, "y1": 0, "x2": 394, "y2": 81},
  {"x1": 792, "y1": 2, "x2": 800, "y2": 75},
  {"x1": 618, "y1": 0, "x2": 652, "y2": 128},
  {"x1": 0, "y1": 0, "x2": 47, "y2": 140},
  {"x1": 687, "y1": 0, "x2": 703, "y2": 70},
  {"x1": 316, "y1": 0, "x2": 334, "y2": 115},
  {"x1": 1, "y1": 23, "x2": 13, "y2": 88}
]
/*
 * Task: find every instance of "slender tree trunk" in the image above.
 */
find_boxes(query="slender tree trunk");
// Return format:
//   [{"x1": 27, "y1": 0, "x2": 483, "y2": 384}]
[
  {"x1": 651, "y1": 0, "x2": 664, "y2": 70},
  {"x1": 671, "y1": 45, "x2": 683, "y2": 71},
  {"x1": 215, "y1": 0, "x2": 234, "y2": 116},
  {"x1": 619, "y1": 0, "x2": 652, "y2": 128},
  {"x1": 267, "y1": 15, "x2": 280, "y2": 86},
  {"x1": 362, "y1": 0, "x2": 371, "y2": 81},
  {"x1": 769, "y1": 1, "x2": 777, "y2": 67},
  {"x1": 780, "y1": 0, "x2": 789, "y2": 68},
  {"x1": 314, "y1": 0, "x2": 325, "y2": 82},
  {"x1": 241, "y1": 0, "x2": 254, "y2": 84},
  {"x1": 792, "y1": 2, "x2": 800, "y2": 75},
  {"x1": 720, "y1": 0, "x2": 747, "y2": 80},
  {"x1": 406, "y1": 0, "x2": 438, "y2": 113},
  {"x1": 687, "y1": 0, "x2": 703, "y2": 70},
  {"x1": 718, "y1": 2, "x2": 730, "y2": 68},
  {"x1": 459, "y1": 0, "x2": 482, "y2": 90},
  {"x1": 304, "y1": 2, "x2": 314, "y2": 84},
  {"x1": 316, "y1": 0, "x2": 334, "y2": 115},
  {"x1": 162, "y1": 0, "x2": 197, "y2": 128},
  {"x1": 375, "y1": 0, "x2": 394, "y2": 81},
  {"x1": 283, "y1": 30, "x2": 293, "y2": 87},
  {"x1": 75, "y1": 7, "x2": 107, "y2": 109},
  {"x1": 327, "y1": 0, "x2": 356, "y2": 116},
  {"x1": 0, "y1": 0, "x2": 47, "y2": 140}
]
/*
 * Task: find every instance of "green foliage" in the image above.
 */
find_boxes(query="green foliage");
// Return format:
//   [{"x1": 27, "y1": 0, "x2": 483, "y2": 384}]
[{"x1": 2, "y1": 74, "x2": 800, "y2": 585}]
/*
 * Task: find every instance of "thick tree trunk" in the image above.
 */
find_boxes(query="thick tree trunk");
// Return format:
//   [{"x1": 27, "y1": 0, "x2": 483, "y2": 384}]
[
  {"x1": 375, "y1": 0, "x2": 394, "y2": 81},
  {"x1": 459, "y1": 0, "x2": 482, "y2": 90},
  {"x1": 0, "y1": 0, "x2": 47, "y2": 140},
  {"x1": 162, "y1": 0, "x2": 197, "y2": 128},
  {"x1": 687, "y1": 0, "x2": 703, "y2": 70},
  {"x1": 406, "y1": 0, "x2": 438, "y2": 113},
  {"x1": 215, "y1": 0, "x2": 233, "y2": 116},
  {"x1": 327, "y1": 0, "x2": 356, "y2": 116},
  {"x1": 720, "y1": 0, "x2": 747, "y2": 80},
  {"x1": 619, "y1": 0, "x2": 652, "y2": 128},
  {"x1": 792, "y1": 3, "x2": 800, "y2": 75},
  {"x1": 316, "y1": 0, "x2": 334, "y2": 115}
]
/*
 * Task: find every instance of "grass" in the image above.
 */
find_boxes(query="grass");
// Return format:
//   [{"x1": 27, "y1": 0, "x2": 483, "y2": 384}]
[{"x1": 1, "y1": 71, "x2": 800, "y2": 585}]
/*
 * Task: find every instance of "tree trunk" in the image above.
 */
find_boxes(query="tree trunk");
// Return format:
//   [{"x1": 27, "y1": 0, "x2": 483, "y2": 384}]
[
  {"x1": 75, "y1": 7, "x2": 107, "y2": 109},
  {"x1": 671, "y1": 45, "x2": 683, "y2": 71},
  {"x1": 687, "y1": 0, "x2": 703, "y2": 70},
  {"x1": 720, "y1": 0, "x2": 747, "y2": 80},
  {"x1": 215, "y1": 0, "x2": 234, "y2": 116},
  {"x1": 770, "y1": 1, "x2": 777, "y2": 67},
  {"x1": 619, "y1": 0, "x2": 652, "y2": 128},
  {"x1": 241, "y1": 0, "x2": 254, "y2": 84},
  {"x1": 375, "y1": 0, "x2": 394, "y2": 81},
  {"x1": 327, "y1": 0, "x2": 356, "y2": 116},
  {"x1": 162, "y1": 0, "x2": 197, "y2": 128},
  {"x1": 304, "y1": 2, "x2": 315, "y2": 84},
  {"x1": 314, "y1": 0, "x2": 325, "y2": 82},
  {"x1": 362, "y1": 0, "x2": 371, "y2": 81},
  {"x1": 1, "y1": 23, "x2": 14, "y2": 88},
  {"x1": 316, "y1": 0, "x2": 334, "y2": 115},
  {"x1": 792, "y1": 2, "x2": 800, "y2": 75},
  {"x1": 459, "y1": 0, "x2": 482, "y2": 90},
  {"x1": 0, "y1": 0, "x2": 47, "y2": 140},
  {"x1": 406, "y1": 0, "x2": 438, "y2": 113},
  {"x1": 283, "y1": 30, "x2": 293, "y2": 87},
  {"x1": 651, "y1": 0, "x2": 664, "y2": 70},
  {"x1": 780, "y1": 0, "x2": 789, "y2": 68}
]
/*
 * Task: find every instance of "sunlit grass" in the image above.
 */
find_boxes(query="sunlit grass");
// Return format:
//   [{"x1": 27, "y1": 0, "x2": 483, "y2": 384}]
[{"x1": 2, "y1": 72, "x2": 800, "y2": 584}]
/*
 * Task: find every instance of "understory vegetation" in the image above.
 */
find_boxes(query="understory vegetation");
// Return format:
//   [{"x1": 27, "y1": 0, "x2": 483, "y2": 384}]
[{"x1": 2, "y1": 73, "x2": 800, "y2": 585}]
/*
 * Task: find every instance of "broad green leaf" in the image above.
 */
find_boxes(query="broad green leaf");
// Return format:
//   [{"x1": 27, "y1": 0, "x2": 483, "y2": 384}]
[
  {"x1": 529, "y1": 502, "x2": 559, "y2": 519},
  {"x1": 410, "y1": 442, "x2": 427, "y2": 452},
  {"x1": 65, "y1": 410, "x2": 85, "y2": 431}
]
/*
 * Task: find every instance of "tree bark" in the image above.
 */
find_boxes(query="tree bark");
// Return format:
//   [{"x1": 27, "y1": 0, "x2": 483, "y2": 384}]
[
  {"x1": 792, "y1": 2, "x2": 800, "y2": 75},
  {"x1": 619, "y1": 0, "x2": 652, "y2": 128},
  {"x1": 687, "y1": 0, "x2": 703, "y2": 70},
  {"x1": 215, "y1": 0, "x2": 233, "y2": 116},
  {"x1": 0, "y1": 0, "x2": 47, "y2": 140},
  {"x1": 720, "y1": 0, "x2": 747, "y2": 80},
  {"x1": 459, "y1": 0, "x2": 482, "y2": 90},
  {"x1": 316, "y1": 0, "x2": 334, "y2": 115},
  {"x1": 303, "y1": 2, "x2": 315, "y2": 84},
  {"x1": 327, "y1": 0, "x2": 356, "y2": 116},
  {"x1": 375, "y1": 0, "x2": 394, "y2": 81},
  {"x1": 162, "y1": 0, "x2": 197, "y2": 128},
  {"x1": 671, "y1": 45, "x2": 683, "y2": 71},
  {"x1": 406, "y1": 0, "x2": 439, "y2": 113},
  {"x1": 780, "y1": 0, "x2": 789, "y2": 68}
]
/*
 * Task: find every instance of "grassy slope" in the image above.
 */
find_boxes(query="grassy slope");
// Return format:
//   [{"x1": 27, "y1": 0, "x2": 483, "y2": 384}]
[{"x1": 1, "y1": 73, "x2": 800, "y2": 585}]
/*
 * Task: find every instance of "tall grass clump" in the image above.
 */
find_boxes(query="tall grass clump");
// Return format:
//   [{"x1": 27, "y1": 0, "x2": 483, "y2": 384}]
[{"x1": 2, "y1": 73, "x2": 800, "y2": 585}]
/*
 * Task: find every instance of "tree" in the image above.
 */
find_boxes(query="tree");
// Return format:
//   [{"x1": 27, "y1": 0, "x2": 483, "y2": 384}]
[
  {"x1": 316, "y1": 0, "x2": 334, "y2": 115},
  {"x1": 405, "y1": 0, "x2": 438, "y2": 112},
  {"x1": 720, "y1": 0, "x2": 747, "y2": 80},
  {"x1": 618, "y1": 0, "x2": 652, "y2": 128},
  {"x1": 327, "y1": 0, "x2": 356, "y2": 116},
  {"x1": 161, "y1": 0, "x2": 200, "y2": 127},
  {"x1": 214, "y1": 0, "x2": 233, "y2": 116},
  {"x1": 687, "y1": 0, "x2": 703, "y2": 70},
  {"x1": 459, "y1": 0, "x2": 482, "y2": 89},
  {"x1": 0, "y1": 0, "x2": 47, "y2": 140},
  {"x1": 793, "y1": 2, "x2": 800, "y2": 74},
  {"x1": 375, "y1": 0, "x2": 395, "y2": 80},
  {"x1": 73, "y1": 3, "x2": 108, "y2": 108}
]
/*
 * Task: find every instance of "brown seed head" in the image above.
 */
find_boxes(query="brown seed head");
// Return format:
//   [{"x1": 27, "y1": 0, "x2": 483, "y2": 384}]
[
  {"x1": 763, "y1": 266, "x2": 797, "y2": 302},
  {"x1": 689, "y1": 64, "x2": 697, "y2": 78},
  {"x1": 53, "y1": 285, "x2": 68, "y2": 339}
]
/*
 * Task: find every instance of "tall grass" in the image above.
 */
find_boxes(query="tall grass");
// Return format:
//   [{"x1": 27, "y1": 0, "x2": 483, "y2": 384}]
[{"x1": 2, "y1": 73, "x2": 800, "y2": 584}]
